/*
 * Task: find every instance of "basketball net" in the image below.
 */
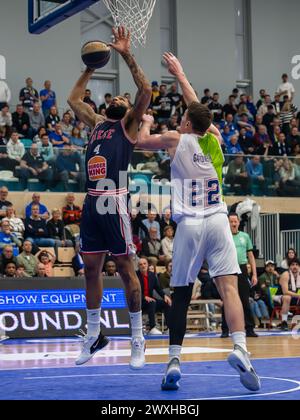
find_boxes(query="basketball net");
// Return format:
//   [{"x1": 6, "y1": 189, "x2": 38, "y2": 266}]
[{"x1": 103, "y1": 0, "x2": 156, "y2": 47}]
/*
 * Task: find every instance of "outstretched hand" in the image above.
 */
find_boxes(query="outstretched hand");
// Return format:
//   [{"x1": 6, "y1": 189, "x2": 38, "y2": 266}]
[
  {"x1": 142, "y1": 114, "x2": 155, "y2": 125},
  {"x1": 163, "y1": 52, "x2": 184, "y2": 77},
  {"x1": 109, "y1": 26, "x2": 131, "y2": 55}
]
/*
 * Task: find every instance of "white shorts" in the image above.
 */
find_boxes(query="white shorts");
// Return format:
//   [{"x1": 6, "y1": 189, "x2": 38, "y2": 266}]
[{"x1": 171, "y1": 213, "x2": 241, "y2": 287}]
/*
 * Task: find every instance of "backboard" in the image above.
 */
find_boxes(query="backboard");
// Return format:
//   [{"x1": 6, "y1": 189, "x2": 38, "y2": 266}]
[{"x1": 28, "y1": 0, "x2": 99, "y2": 34}]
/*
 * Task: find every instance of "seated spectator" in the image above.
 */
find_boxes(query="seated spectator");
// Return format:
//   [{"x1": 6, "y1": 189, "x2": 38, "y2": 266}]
[
  {"x1": 77, "y1": 121, "x2": 89, "y2": 144},
  {"x1": 142, "y1": 211, "x2": 161, "y2": 239},
  {"x1": 262, "y1": 106, "x2": 276, "y2": 135},
  {"x1": 0, "y1": 104, "x2": 12, "y2": 139},
  {"x1": 37, "y1": 133, "x2": 55, "y2": 163},
  {"x1": 83, "y1": 89, "x2": 97, "y2": 113},
  {"x1": 99, "y1": 93, "x2": 113, "y2": 115},
  {"x1": 16, "y1": 263, "x2": 30, "y2": 278},
  {"x1": 45, "y1": 106, "x2": 60, "y2": 131},
  {"x1": 161, "y1": 226, "x2": 174, "y2": 261},
  {"x1": 7, "y1": 131, "x2": 25, "y2": 169},
  {"x1": 281, "y1": 248, "x2": 297, "y2": 271},
  {"x1": 226, "y1": 135, "x2": 243, "y2": 154},
  {"x1": 49, "y1": 123, "x2": 70, "y2": 148},
  {"x1": 287, "y1": 127, "x2": 300, "y2": 153},
  {"x1": 235, "y1": 112, "x2": 255, "y2": 134},
  {"x1": 46, "y1": 208, "x2": 73, "y2": 248},
  {"x1": 24, "y1": 204, "x2": 56, "y2": 248},
  {"x1": 254, "y1": 125, "x2": 270, "y2": 148},
  {"x1": 0, "y1": 245, "x2": 17, "y2": 274},
  {"x1": 159, "y1": 208, "x2": 177, "y2": 238},
  {"x1": 70, "y1": 126, "x2": 86, "y2": 149},
  {"x1": 274, "y1": 258, "x2": 300, "y2": 331},
  {"x1": 259, "y1": 260, "x2": 280, "y2": 289},
  {"x1": 35, "y1": 262, "x2": 48, "y2": 278},
  {"x1": 249, "y1": 286, "x2": 270, "y2": 327},
  {"x1": 221, "y1": 125, "x2": 232, "y2": 146},
  {"x1": 0, "y1": 219, "x2": 21, "y2": 254},
  {"x1": 277, "y1": 158, "x2": 300, "y2": 196},
  {"x1": 137, "y1": 258, "x2": 172, "y2": 335},
  {"x1": 0, "y1": 187, "x2": 12, "y2": 220},
  {"x1": 25, "y1": 193, "x2": 49, "y2": 220},
  {"x1": 3, "y1": 206, "x2": 25, "y2": 241},
  {"x1": 273, "y1": 133, "x2": 292, "y2": 157},
  {"x1": 12, "y1": 104, "x2": 32, "y2": 138},
  {"x1": 19, "y1": 77, "x2": 39, "y2": 112},
  {"x1": 36, "y1": 249, "x2": 56, "y2": 277},
  {"x1": 33, "y1": 126, "x2": 47, "y2": 143},
  {"x1": 62, "y1": 193, "x2": 82, "y2": 239},
  {"x1": 238, "y1": 128, "x2": 255, "y2": 155},
  {"x1": 141, "y1": 227, "x2": 164, "y2": 267},
  {"x1": 3, "y1": 261, "x2": 17, "y2": 278},
  {"x1": 208, "y1": 92, "x2": 223, "y2": 123},
  {"x1": 72, "y1": 244, "x2": 84, "y2": 276},
  {"x1": 29, "y1": 102, "x2": 45, "y2": 135},
  {"x1": 158, "y1": 260, "x2": 172, "y2": 295},
  {"x1": 131, "y1": 208, "x2": 149, "y2": 239},
  {"x1": 60, "y1": 112, "x2": 74, "y2": 137},
  {"x1": 222, "y1": 95, "x2": 238, "y2": 118},
  {"x1": 280, "y1": 100, "x2": 297, "y2": 136},
  {"x1": 135, "y1": 193, "x2": 158, "y2": 221},
  {"x1": 56, "y1": 144, "x2": 85, "y2": 191},
  {"x1": 167, "y1": 114, "x2": 180, "y2": 131},
  {"x1": 246, "y1": 156, "x2": 266, "y2": 195},
  {"x1": 201, "y1": 88, "x2": 212, "y2": 106},
  {"x1": 102, "y1": 260, "x2": 119, "y2": 277},
  {"x1": 257, "y1": 95, "x2": 273, "y2": 117},
  {"x1": 225, "y1": 154, "x2": 250, "y2": 193},
  {"x1": 16, "y1": 143, "x2": 53, "y2": 191},
  {"x1": 16, "y1": 240, "x2": 37, "y2": 277}
]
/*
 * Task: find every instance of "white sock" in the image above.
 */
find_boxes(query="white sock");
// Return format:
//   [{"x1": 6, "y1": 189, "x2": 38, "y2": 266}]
[
  {"x1": 129, "y1": 311, "x2": 143, "y2": 339},
  {"x1": 169, "y1": 345, "x2": 182, "y2": 361},
  {"x1": 231, "y1": 331, "x2": 247, "y2": 352},
  {"x1": 282, "y1": 314, "x2": 288, "y2": 322},
  {"x1": 86, "y1": 308, "x2": 101, "y2": 337}
]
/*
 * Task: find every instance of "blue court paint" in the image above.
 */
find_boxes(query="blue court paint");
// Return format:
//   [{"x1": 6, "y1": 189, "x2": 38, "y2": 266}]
[{"x1": 1, "y1": 358, "x2": 300, "y2": 400}]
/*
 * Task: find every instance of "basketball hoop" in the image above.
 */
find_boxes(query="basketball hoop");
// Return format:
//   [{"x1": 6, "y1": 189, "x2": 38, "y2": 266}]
[{"x1": 103, "y1": 0, "x2": 156, "y2": 47}]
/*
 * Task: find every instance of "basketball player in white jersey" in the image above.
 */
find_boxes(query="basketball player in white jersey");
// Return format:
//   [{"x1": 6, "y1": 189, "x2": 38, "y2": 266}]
[{"x1": 137, "y1": 53, "x2": 260, "y2": 392}]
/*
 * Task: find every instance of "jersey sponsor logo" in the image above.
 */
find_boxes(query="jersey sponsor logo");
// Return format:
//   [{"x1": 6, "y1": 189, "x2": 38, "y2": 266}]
[
  {"x1": 193, "y1": 153, "x2": 212, "y2": 164},
  {"x1": 88, "y1": 156, "x2": 107, "y2": 181}
]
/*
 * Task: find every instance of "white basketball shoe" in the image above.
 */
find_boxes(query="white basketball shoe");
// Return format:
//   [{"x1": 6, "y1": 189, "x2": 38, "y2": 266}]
[
  {"x1": 130, "y1": 337, "x2": 146, "y2": 370},
  {"x1": 161, "y1": 357, "x2": 181, "y2": 391},
  {"x1": 76, "y1": 332, "x2": 110, "y2": 366},
  {"x1": 228, "y1": 345, "x2": 261, "y2": 391}
]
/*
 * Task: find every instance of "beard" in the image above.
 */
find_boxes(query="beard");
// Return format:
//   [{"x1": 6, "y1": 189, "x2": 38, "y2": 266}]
[{"x1": 106, "y1": 105, "x2": 128, "y2": 120}]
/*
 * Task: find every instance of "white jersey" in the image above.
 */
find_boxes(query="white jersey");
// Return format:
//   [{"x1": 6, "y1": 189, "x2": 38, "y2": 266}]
[{"x1": 171, "y1": 132, "x2": 227, "y2": 222}]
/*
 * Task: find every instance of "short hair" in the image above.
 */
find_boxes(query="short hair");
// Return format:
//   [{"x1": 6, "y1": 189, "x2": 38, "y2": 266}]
[
  {"x1": 104, "y1": 93, "x2": 112, "y2": 99},
  {"x1": 289, "y1": 258, "x2": 300, "y2": 267},
  {"x1": 187, "y1": 102, "x2": 212, "y2": 134},
  {"x1": 228, "y1": 212, "x2": 239, "y2": 220},
  {"x1": 164, "y1": 226, "x2": 174, "y2": 235},
  {"x1": 282, "y1": 73, "x2": 288, "y2": 78}
]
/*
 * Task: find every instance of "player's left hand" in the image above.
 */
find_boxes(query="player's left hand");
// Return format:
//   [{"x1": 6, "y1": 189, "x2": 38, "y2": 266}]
[
  {"x1": 164, "y1": 295, "x2": 172, "y2": 306},
  {"x1": 251, "y1": 275, "x2": 258, "y2": 287},
  {"x1": 142, "y1": 114, "x2": 154, "y2": 125},
  {"x1": 109, "y1": 26, "x2": 131, "y2": 55}
]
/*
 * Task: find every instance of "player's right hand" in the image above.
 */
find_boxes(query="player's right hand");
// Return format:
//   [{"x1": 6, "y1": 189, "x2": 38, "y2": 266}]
[
  {"x1": 163, "y1": 52, "x2": 184, "y2": 77},
  {"x1": 142, "y1": 114, "x2": 154, "y2": 125}
]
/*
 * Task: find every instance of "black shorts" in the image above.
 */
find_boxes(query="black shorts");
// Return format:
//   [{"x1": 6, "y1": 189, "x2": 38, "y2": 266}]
[{"x1": 80, "y1": 193, "x2": 134, "y2": 256}]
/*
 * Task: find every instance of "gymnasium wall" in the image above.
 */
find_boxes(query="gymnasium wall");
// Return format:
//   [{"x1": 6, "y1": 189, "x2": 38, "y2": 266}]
[{"x1": 0, "y1": 0, "x2": 81, "y2": 111}]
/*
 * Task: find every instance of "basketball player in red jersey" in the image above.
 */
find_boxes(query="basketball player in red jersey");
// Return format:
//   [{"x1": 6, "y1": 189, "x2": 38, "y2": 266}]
[{"x1": 67, "y1": 27, "x2": 151, "y2": 369}]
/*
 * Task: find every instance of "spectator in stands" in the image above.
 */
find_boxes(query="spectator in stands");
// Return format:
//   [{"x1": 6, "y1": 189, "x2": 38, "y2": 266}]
[
  {"x1": 141, "y1": 227, "x2": 163, "y2": 267},
  {"x1": 3, "y1": 262, "x2": 17, "y2": 278},
  {"x1": 161, "y1": 226, "x2": 174, "y2": 261},
  {"x1": 40, "y1": 80, "x2": 57, "y2": 118},
  {"x1": 70, "y1": 126, "x2": 86, "y2": 149},
  {"x1": 0, "y1": 219, "x2": 21, "y2": 253},
  {"x1": 277, "y1": 158, "x2": 298, "y2": 196},
  {"x1": 249, "y1": 285, "x2": 270, "y2": 328},
  {"x1": 37, "y1": 133, "x2": 54, "y2": 163},
  {"x1": 56, "y1": 144, "x2": 84, "y2": 191},
  {"x1": 102, "y1": 260, "x2": 119, "y2": 277},
  {"x1": 0, "y1": 104, "x2": 12, "y2": 139},
  {"x1": 0, "y1": 245, "x2": 17, "y2": 274},
  {"x1": 47, "y1": 208, "x2": 73, "y2": 248},
  {"x1": 272, "y1": 93, "x2": 284, "y2": 115},
  {"x1": 137, "y1": 258, "x2": 172, "y2": 335},
  {"x1": 236, "y1": 112, "x2": 255, "y2": 135},
  {"x1": 0, "y1": 80, "x2": 11, "y2": 110},
  {"x1": 49, "y1": 123, "x2": 70, "y2": 148},
  {"x1": 158, "y1": 260, "x2": 172, "y2": 295},
  {"x1": 288, "y1": 127, "x2": 300, "y2": 153},
  {"x1": 3, "y1": 206, "x2": 25, "y2": 241},
  {"x1": 256, "y1": 89, "x2": 266, "y2": 109},
  {"x1": 29, "y1": 102, "x2": 45, "y2": 135},
  {"x1": 258, "y1": 260, "x2": 280, "y2": 304},
  {"x1": 222, "y1": 95, "x2": 238, "y2": 118},
  {"x1": 280, "y1": 100, "x2": 297, "y2": 136},
  {"x1": 16, "y1": 264, "x2": 29, "y2": 278},
  {"x1": 33, "y1": 126, "x2": 47, "y2": 144},
  {"x1": 16, "y1": 240, "x2": 37, "y2": 277},
  {"x1": 36, "y1": 249, "x2": 56, "y2": 277},
  {"x1": 254, "y1": 125, "x2": 270, "y2": 148},
  {"x1": 12, "y1": 104, "x2": 32, "y2": 139},
  {"x1": 201, "y1": 88, "x2": 212, "y2": 105},
  {"x1": 25, "y1": 193, "x2": 49, "y2": 220},
  {"x1": 281, "y1": 248, "x2": 298, "y2": 271},
  {"x1": 160, "y1": 208, "x2": 177, "y2": 238},
  {"x1": 150, "y1": 82, "x2": 160, "y2": 107},
  {"x1": 45, "y1": 106, "x2": 60, "y2": 132},
  {"x1": 274, "y1": 133, "x2": 292, "y2": 157},
  {"x1": 135, "y1": 193, "x2": 158, "y2": 220},
  {"x1": 0, "y1": 187, "x2": 12, "y2": 220},
  {"x1": 142, "y1": 210, "x2": 161, "y2": 239},
  {"x1": 99, "y1": 93, "x2": 113, "y2": 116},
  {"x1": 60, "y1": 112, "x2": 74, "y2": 137},
  {"x1": 19, "y1": 78, "x2": 39, "y2": 111},
  {"x1": 83, "y1": 89, "x2": 97, "y2": 113},
  {"x1": 131, "y1": 208, "x2": 149, "y2": 238},
  {"x1": 24, "y1": 204, "x2": 55, "y2": 247},
  {"x1": 168, "y1": 114, "x2": 180, "y2": 131},
  {"x1": 62, "y1": 193, "x2": 82, "y2": 239},
  {"x1": 152, "y1": 84, "x2": 172, "y2": 122},
  {"x1": 262, "y1": 106, "x2": 276, "y2": 136},
  {"x1": 167, "y1": 83, "x2": 183, "y2": 117},
  {"x1": 226, "y1": 134, "x2": 243, "y2": 155},
  {"x1": 257, "y1": 95, "x2": 273, "y2": 118},
  {"x1": 277, "y1": 73, "x2": 295, "y2": 102},
  {"x1": 7, "y1": 131, "x2": 25, "y2": 171},
  {"x1": 246, "y1": 156, "x2": 266, "y2": 195},
  {"x1": 238, "y1": 128, "x2": 255, "y2": 155},
  {"x1": 16, "y1": 143, "x2": 53, "y2": 191},
  {"x1": 276, "y1": 258, "x2": 300, "y2": 331},
  {"x1": 225, "y1": 154, "x2": 250, "y2": 193},
  {"x1": 77, "y1": 121, "x2": 89, "y2": 144},
  {"x1": 72, "y1": 244, "x2": 84, "y2": 276},
  {"x1": 35, "y1": 262, "x2": 48, "y2": 278},
  {"x1": 208, "y1": 92, "x2": 223, "y2": 123}
]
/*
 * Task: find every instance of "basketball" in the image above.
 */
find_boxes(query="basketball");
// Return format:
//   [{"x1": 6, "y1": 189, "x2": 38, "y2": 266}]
[{"x1": 81, "y1": 41, "x2": 111, "y2": 69}]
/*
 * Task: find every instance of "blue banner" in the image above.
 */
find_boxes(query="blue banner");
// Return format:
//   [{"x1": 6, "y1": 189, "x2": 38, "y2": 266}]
[{"x1": 0, "y1": 289, "x2": 126, "y2": 311}]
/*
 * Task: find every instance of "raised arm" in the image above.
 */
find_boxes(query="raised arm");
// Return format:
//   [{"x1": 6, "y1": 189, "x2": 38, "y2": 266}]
[
  {"x1": 67, "y1": 68, "x2": 105, "y2": 129},
  {"x1": 109, "y1": 27, "x2": 152, "y2": 136}
]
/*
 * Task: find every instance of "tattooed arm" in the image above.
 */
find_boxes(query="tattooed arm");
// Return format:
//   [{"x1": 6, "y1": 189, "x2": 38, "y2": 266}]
[{"x1": 109, "y1": 27, "x2": 152, "y2": 138}]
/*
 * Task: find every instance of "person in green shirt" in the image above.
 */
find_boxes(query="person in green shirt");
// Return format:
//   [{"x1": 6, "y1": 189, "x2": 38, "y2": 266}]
[{"x1": 221, "y1": 213, "x2": 258, "y2": 338}]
